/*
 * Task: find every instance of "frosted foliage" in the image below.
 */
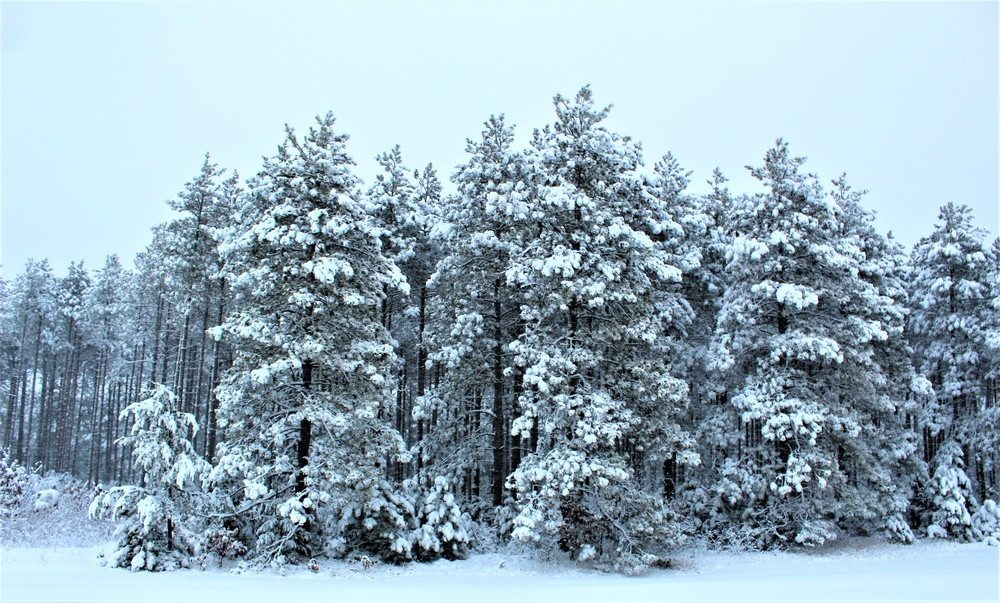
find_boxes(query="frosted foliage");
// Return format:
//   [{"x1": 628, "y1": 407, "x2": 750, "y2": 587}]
[
  {"x1": 971, "y1": 499, "x2": 1000, "y2": 544},
  {"x1": 89, "y1": 385, "x2": 209, "y2": 571},
  {"x1": 410, "y1": 476, "x2": 471, "y2": 561},
  {"x1": 0, "y1": 448, "x2": 29, "y2": 522},
  {"x1": 696, "y1": 142, "x2": 919, "y2": 546},
  {"x1": 927, "y1": 442, "x2": 978, "y2": 542},
  {"x1": 907, "y1": 203, "x2": 993, "y2": 424},
  {"x1": 208, "y1": 112, "x2": 409, "y2": 565},
  {"x1": 505, "y1": 88, "x2": 691, "y2": 568},
  {"x1": 418, "y1": 114, "x2": 537, "y2": 515},
  {"x1": 120, "y1": 385, "x2": 209, "y2": 492}
]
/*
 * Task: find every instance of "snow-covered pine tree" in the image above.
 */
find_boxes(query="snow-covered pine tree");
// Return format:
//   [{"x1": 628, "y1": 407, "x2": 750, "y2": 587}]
[
  {"x1": 90, "y1": 384, "x2": 210, "y2": 571},
  {"x1": 505, "y1": 88, "x2": 692, "y2": 572},
  {"x1": 1, "y1": 259, "x2": 57, "y2": 465},
  {"x1": 907, "y1": 203, "x2": 996, "y2": 526},
  {"x1": 706, "y1": 141, "x2": 919, "y2": 547},
  {"x1": 421, "y1": 115, "x2": 534, "y2": 515},
  {"x1": 158, "y1": 155, "x2": 240, "y2": 459},
  {"x1": 365, "y1": 147, "x2": 443, "y2": 485},
  {"x1": 80, "y1": 254, "x2": 133, "y2": 485},
  {"x1": 645, "y1": 158, "x2": 723, "y2": 506},
  {"x1": 828, "y1": 175, "x2": 922, "y2": 543},
  {"x1": 408, "y1": 474, "x2": 472, "y2": 561},
  {"x1": 981, "y1": 239, "x2": 1000, "y2": 501},
  {"x1": 926, "y1": 441, "x2": 978, "y2": 541},
  {"x1": 208, "y1": 113, "x2": 411, "y2": 565}
]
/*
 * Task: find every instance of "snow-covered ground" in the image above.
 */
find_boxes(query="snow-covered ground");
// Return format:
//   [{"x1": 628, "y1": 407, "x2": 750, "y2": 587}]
[{"x1": 2, "y1": 539, "x2": 997, "y2": 602}]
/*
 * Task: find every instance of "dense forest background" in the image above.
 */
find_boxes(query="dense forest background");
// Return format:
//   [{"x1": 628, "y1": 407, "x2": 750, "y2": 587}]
[{"x1": 2, "y1": 88, "x2": 998, "y2": 573}]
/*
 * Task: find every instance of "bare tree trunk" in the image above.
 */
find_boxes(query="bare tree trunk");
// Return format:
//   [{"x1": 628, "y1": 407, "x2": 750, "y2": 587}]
[
  {"x1": 150, "y1": 295, "x2": 163, "y2": 386},
  {"x1": 295, "y1": 360, "x2": 314, "y2": 493},
  {"x1": 491, "y1": 279, "x2": 506, "y2": 507},
  {"x1": 18, "y1": 318, "x2": 44, "y2": 461}
]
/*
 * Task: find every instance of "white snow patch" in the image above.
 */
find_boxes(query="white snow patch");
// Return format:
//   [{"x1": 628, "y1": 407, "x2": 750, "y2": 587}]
[{"x1": 1, "y1": 539, "x2": 996, "y2": 602}]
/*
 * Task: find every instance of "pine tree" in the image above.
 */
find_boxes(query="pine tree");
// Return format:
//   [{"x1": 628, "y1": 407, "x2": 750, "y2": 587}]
[
  {"x1": 208, "y1": 113, "x2": 410, "y2": 564},
  {"x1": 505, "y1": 88, "x2": 692, "y2": 571},
  {"x1": 81, "y1": 254, "x2": 132, "y2": 485},
  {"x1": 705, "y1": 141, "x2": 919, "y2": 546},
  {"x1": 829, "y1": 175, "x2": 922, "y2": 543},
  {"x1": 90, "y1": 384, "x2": 209, "y2": 571},
  {"x1": 366, "y1": 146, "x2": 443, "y2": 485},
  {"x1": 926, "y1": 441, "x2": 978, "y2": 541},
  {"x1": 907, "y1": 203, "x2": 995, "y2": 506},
  {"x1": 422, "y1": 115, "x2": 534, "y2": 513},
  {"x1": 154, "y1": 156, "x2": 240, "y2": 458},
  {"x1": 5, "y1": 260, "x2": 57, "y2": 467},
  {"x1": 646, "y1": 159, "x2": 724, "y2": 506}
]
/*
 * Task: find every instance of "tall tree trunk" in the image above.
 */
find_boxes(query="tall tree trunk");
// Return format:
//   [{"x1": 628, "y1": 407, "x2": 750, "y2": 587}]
[
  {"x1": 5, "y1": 372, "x2": 20, "y2": 450},
  {"x1": 150, "y1": 295, "x2": 163, "y2": 385},
  {"x1": 206, "y1": 291, "x2": 226, "y2": 460},
  {"x1": 194, "y1": 304, "x2": 210, "y2": 453},
  {"x1": 491, "y1": 279, "x2": 506, "y2": 507},
  {"x1": 295, "y1": 360, "x2": 314, "y2": 493},
  {"x1": 18, "y1": 318, "x2": 44, "y2": 461}
]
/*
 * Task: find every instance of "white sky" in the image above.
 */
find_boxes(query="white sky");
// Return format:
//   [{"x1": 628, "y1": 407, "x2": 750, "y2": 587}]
[{"x1": 2, "y1": 1, "x2": 998, "y2": 278}]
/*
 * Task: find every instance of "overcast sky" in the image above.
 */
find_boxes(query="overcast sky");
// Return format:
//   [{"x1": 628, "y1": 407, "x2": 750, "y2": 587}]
[{"x1": 2, "y1": 1, "x2": 997, "y2": 279}]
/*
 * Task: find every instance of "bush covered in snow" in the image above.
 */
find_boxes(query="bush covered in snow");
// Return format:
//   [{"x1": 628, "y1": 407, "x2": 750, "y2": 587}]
[
  {"x1": 1, "y1": 465, "x2": 114, "y2": 547},
  {"x1": 971, "y1": 499, "x2": 1000, "y2": 545},
  {"x1": 0, "y1": 448, "x2": 30, "y2": 521}
]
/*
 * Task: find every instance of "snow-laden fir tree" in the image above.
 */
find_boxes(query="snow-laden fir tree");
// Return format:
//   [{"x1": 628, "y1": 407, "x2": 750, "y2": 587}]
[
  {"x1": 207, "y1": 113, "x2": 411, "y2": 565},
  {"x1": 90, "y1": 384, "x2": 209, "y2": 571},
  {"x1": 421, "y1": 115, "x2": 535, "y2": 513},
  {"x1": 505, "y1": 88, "x2": 694, "y2": 572},
  {"x1": 705, "y1": 141, "x2": 920, "y2": 546},
  {"x1": 408, "y1": 474, "x2": 472, "y2": 561},
  {"x1": 907, "y1": 203, "x2": 996, "y2": 510}
]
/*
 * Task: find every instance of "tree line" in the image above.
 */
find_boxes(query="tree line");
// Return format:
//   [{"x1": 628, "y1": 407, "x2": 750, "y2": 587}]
[{"x1": 3, "y1": 87, "x2": 998, "y2": 572}]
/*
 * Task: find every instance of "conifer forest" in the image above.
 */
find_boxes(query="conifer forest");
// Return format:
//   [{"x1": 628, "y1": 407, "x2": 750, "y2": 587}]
[{"x1": 2, "y1": 88, "x2": 998, "y2": 574}]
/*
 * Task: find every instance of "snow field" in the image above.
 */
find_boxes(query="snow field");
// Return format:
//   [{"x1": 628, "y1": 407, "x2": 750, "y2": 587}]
[{"x1": 2, "y1": 539, "x2": 997, "y2": 603}]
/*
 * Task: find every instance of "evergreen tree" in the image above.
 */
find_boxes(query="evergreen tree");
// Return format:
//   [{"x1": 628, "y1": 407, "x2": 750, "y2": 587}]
[
  {"x1": 422, "y1": 115, "x2": 534, "y2": 513},
  {"x1": 90, "y1": 384, "x2": 209, "y2": 571},
  {"x1": 926, "y1": 441, "x2": 978, "y2": 541},
  {"x1": 829, "y1": 175, "x2": 922, "y2": 542},
  {"x1": 80, "y1": 255, "x2": 133, "y2": 485},
  {"x1": 907, "y1": 203, "x2": 996, "y2": 505},
  {"x1": 705, "y1": 141, "x2": 918, "y2": 546},
  {"x1": 208, "y1": 113, "x2": 410, "y2": 564},
  {"x1": 366, "y1": 146, "x2": 443, "y2": 485},
  {"x1": 506, "y1": 88, "x2": 692, "y2": 571}
]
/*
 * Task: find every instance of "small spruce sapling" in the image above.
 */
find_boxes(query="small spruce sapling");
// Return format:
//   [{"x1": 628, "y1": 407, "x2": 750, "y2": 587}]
[
  {"x1": 409, "y1": 475, "x2": 471, "y2": 561},
  {"x1": 90, "y1": 384, "x2": 210, "y2": 571},
  {"x1": 926, "y1": 441, "x2": 978, "y2": 542}
]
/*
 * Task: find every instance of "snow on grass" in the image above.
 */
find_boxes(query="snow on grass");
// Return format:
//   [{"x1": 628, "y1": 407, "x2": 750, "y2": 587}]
[{"x1": 1, "y1": 538, "x2": 997, "y2": 603}]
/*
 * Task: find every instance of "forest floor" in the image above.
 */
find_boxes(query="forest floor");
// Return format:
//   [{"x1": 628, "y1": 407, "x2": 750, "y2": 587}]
[{"x1": 2, "y1": 537, "x2": 997, "y2": 602}]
